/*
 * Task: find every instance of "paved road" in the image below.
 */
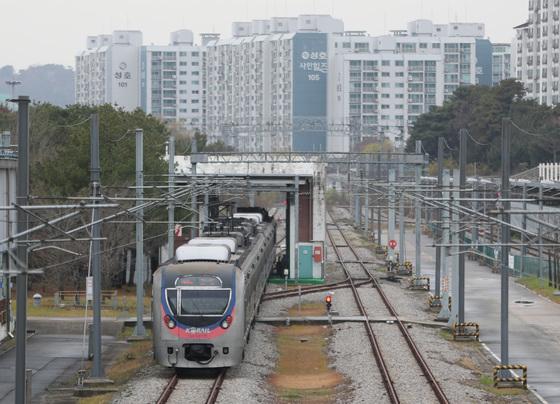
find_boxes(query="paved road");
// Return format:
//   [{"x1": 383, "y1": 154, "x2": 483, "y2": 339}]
[
  {"x1": 381, "y1": 224, "x2": 560, "y2": 403},
  {"x1": 0, "y1": 334, "x2": 114, "y2": 403}
]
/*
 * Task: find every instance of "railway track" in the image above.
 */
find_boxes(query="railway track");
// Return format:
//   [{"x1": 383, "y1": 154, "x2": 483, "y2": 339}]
[
  {"x1": 262, "y1": 277, "x2": 372, "y2": 301},
  {"x1": 155, "y1": 369, "x2": 226, "y2": 404},
  {"x1": 327, "y1": 212, "x2": 450, "y2": 404}
]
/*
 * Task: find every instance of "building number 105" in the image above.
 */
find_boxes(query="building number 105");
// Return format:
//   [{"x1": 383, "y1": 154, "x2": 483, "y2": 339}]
[{"x1": 308, "y1": 74, "x2": 321, "y2": 81}]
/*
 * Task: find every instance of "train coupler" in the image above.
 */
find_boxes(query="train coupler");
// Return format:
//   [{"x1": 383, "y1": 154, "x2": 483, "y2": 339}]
[
  {"x1": 451, "y1": 322, "x2": 480, "y2": 341},
  {"x1": 493, "y1": 365, "x2": 527, "y2": 389},
  {"x1": 409, "y1": 276, "x2": 430, "y2": 291}
]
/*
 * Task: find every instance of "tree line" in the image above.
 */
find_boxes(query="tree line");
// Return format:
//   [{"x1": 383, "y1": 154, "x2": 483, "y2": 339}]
[
  {"x1": 0, "y1": 103, "x2": 229, "y2": 290},
  {"x1": 406, "y1": 79, "x2": 560, "y2": 174}
]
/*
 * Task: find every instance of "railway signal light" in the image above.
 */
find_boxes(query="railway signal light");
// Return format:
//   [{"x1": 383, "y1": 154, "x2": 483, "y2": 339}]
[{"x1": 325, "y1": 294, "x2": 332, "y2": 312}]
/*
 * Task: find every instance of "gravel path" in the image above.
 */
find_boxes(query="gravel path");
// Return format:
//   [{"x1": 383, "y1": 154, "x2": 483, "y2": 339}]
[
  {"x1": 113, "y1": 366, "x2": 173, "y2": 404},
  {"x1": 113, "y1": 325, "x2": 277, "y2": 404},
  {"x1": 216, "y1": 324, "x2": 277, "y2": 404},
  {"x1": 371, "y1": 323, "x2": 437, "y2": 403},
  {"x1": 331, "y1": 322, "x2": 391, "y2": 404},
  {"x1": 260, "y1": 287, "x2": 361, "y2": 317},
  {"x1": 168, "y1": 376, "x2": 215, "y2": 404}
]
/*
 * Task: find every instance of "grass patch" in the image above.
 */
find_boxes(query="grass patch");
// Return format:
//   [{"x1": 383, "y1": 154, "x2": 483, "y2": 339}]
[
  {"x1": 270, "y1": 303, "x2": 344, "y2": 403},
  {"x1": 18, "y1": 293, "x2": 151, "y2": 318},
  {"x1": 439, "y1": 329, "x2": 454, "y2": 342},
  {"x1": 76, "y1": 327, "x2": 153, "y2": 404},
  {"x1": 516, "y1": 276, "x2": 560, "y2": 304},
  {"x1": 480, "y1": 374, "x2": 526, "y2": 396},
  {"x1": 79, "y1": 394, "x2": 114, "y2": 404}
]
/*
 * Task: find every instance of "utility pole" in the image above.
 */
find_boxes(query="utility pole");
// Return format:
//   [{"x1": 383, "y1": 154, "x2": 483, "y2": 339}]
[
  {"x1": 89, "y1": 113, "x2": 104, "y2": 378},
  {"x1": 521, "y1": 183, "x2": 527, "y2": 277},
  {"x1": 364, "y1": 167, "x2": 369, "y2": 234},
  {"x1": 133, "y1": 128, "x2": 146, "y2": 337},
  {"x1": 191, "y1": 138, "x2": 198, "y2": 239},
  {"x1": 435, "y1": 137, "x2": 444, "y2": 299},
  {"x1": 387, "y1": 169, "x2": 396, "y2": 263},
  {"x1": 167, "y1": 135, "x2": 175, "y2": 260},
  {"x1": 500, "y1": 118, "x2": 511, "y2": 369},
  {"x1": 415, "y1": 140, "x2": 422, "y2": 277},
  {"x1": 448, "y1": 169, "x2": 460, "y2": 325},
  {"x1": 538, "y1": 183, "x2": 543, "y2": 287},
  {"x1": 398, "y1": 159, "x2": 405, "y2": 265},
  {"x1": 438, "y1": 169, "x2": 451, "y2": 321},
  {"x1": 13, "y1": 95, "x2": 30, "y2": 404},
  {"x1": 458, "y1": 129, "x2": 467, "y2": 323}
]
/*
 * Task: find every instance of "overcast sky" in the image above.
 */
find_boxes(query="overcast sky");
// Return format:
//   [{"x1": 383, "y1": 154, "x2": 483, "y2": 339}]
[{"x1": 2, "y1": 0, "x2": 528, "y2": 70}]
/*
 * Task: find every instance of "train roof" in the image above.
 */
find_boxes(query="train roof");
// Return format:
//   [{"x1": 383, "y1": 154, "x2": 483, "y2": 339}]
[{"x1": 188, "y1": 237, "x2": 238, "y2": 253}]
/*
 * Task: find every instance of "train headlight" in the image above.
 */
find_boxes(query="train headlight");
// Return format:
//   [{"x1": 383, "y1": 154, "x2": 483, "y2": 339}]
[
  {"x1": 221, "y1": 315, "x2": 233, "y2": 329},
  {"x1": 164, "y1": 315, "x2": 176, "y2": 329}
]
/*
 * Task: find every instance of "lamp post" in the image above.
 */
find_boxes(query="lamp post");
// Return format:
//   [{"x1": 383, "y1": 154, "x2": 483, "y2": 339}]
[{"x1": 5, "y1": 80, "x2": 22, "y2": 98}]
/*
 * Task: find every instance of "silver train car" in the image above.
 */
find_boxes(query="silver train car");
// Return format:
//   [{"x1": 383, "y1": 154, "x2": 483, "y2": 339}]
[{"x1": 152, "y1": 208, "x2": 276, "y2": 368}]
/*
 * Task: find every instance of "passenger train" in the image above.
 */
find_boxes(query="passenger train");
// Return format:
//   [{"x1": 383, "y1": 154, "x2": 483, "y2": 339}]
[{"x1": 152, "y1": 207, "x2": 277, "y2": 368}]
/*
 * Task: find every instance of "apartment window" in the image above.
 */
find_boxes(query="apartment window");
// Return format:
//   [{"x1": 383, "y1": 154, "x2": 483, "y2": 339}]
[
  {"x1": 192, "y1": 61, "x2": 199, "y2": 66},
  {"x1": 395, "y1": 94, "x2": 404, "y2": 99},
  {"x1": 192, "y1": 71, "x2": 200, "y2": 76},
  {"x1": 381, "y1": 82, "x2": 390, "y2": 88},
  {"x1": 180, "y1": 99, "x2": 187, "y2": 104},
  {"x1": 395, "y1": 83, "x2": 405, "y2": 88},
  {"x1": 382, "y1": 72, "x2": 390, "y2": 77},
  {"x1": 192, "y1": 90, "x2": 199, "y2": 94},
  {"x1": 191, "y1": 52, "x2": 200, "y2": 57},
  {"x1": 343, "y1": 42, "x2": 351, "y2": 48},
  {"x1": 419, "y1": 43, "x2": 428, "y2": 49},
  {"x1": 395, "y1": 105, "x2": 404, "y2": 110},
  {"x1": 395, "y1": 61, "x2": 404, "y2": 67},
  {"x1": 432, "y1": 43, "x2": 441, "y2": 49},
  {"x1": 381, "y1": 93, "x2": 390, "y2": 98},
  {"x1": 192, "y1": 108, "x2": 200, "y2": 113},
  {"x1": 180, "y1": 61, "x2": 187, "y2": 66},
  {"x1": 396, "y1": 72, "x2": 404, "y2": 77},
  {"x1": 179, "y1": 52, "x2": 187, "y2": 56},
  {"x1": 179, "y1": 71, "x2": 187, "y2": 75},
  {"x1": 382, "y1": 60, "x2": 391, "y2": 66},
  {"x1": 192, "y1": 80, "x2": 200, "y2": 85},
  {"x1": 381, "y1": 104, "x2": 390, "y2": 109},
  {"x1": 192, "y1": 99, "x2": 199, "y2": 104},
  {"x1": 179, "y1": 90, "x2": 187, "y2": 94},
  {"x1": 179, "y1": 109, "x2": 187, "y2": 113}
]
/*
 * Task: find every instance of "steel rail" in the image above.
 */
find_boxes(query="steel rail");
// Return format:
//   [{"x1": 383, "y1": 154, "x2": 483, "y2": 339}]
[
  {"x1": 326, "y1": 227, "x2": 400, "y2": 404},
  {"x1": 155, "y1": 373, "x2": 178, "y2": 404},
  {"x1": 329, "y1": 215, "x2": 450, "y2": 404},
  {"x1": 156, "y1": 369, "x2": 226, "y2": 404},
  {"x1": 206, "y1": 369, "x2": 226, "y2": 404},
  {"x1": 262, "y1": 278, "x2": 371, "y2": 301}
]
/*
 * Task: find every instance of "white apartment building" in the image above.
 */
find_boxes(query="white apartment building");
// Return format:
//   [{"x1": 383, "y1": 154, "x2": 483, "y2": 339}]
[
  {"x1": 76, "y1": 30, "x2": 205, "y2": 131},
  {"x1": 76, "y1": 31, "x2": 143, "y2": 110},
  {"x1": 140, "y1": 30, "x2": 205, "y2": 130},
  {"x1": 205, "y1": 15, "x2": 344, "y2": 152},
  {"x1": 330, "y1": 45, "x2": 443, "y2": 150},
  {"x1": 328, "y1": 20, "x2": 487, "y2": 150},
  {"x1": 492, "y1": 43, "x2": 512, "y2": 86},
  {"x1": 514, "y1": 0, "x2": 560, "y2": 105}
]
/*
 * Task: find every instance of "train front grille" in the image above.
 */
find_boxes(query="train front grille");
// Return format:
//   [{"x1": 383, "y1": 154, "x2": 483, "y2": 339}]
[{"x1": 184, "y1": 344, "x2": 214, "y2": 362}]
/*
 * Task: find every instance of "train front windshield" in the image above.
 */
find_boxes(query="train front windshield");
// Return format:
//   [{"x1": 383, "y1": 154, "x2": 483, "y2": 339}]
[{"x1": 180, "y1": 289, "x2": 231, "y2": 316}]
